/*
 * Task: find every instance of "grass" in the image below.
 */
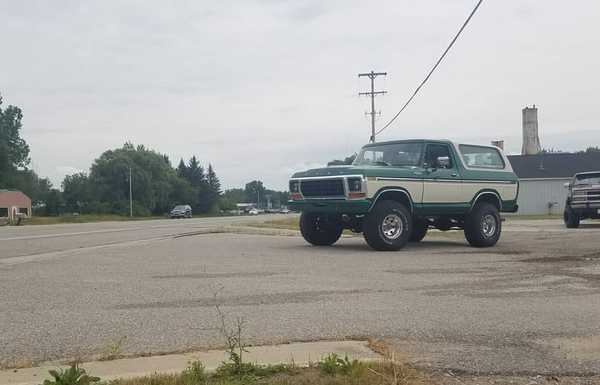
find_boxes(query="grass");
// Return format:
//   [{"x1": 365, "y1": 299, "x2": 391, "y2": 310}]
[
  {"x1": 108, "y1": 359, "x2": 425, "y2": 385},
  {"x1": 22, "y1": 214, "x2": 165, "y2": 226},
  {"x1": 245, "y1": 217, "x2": 300, "y2": 231},
  {"x1": 18, "y1": 212, "x2": 236, "y2": 226}
]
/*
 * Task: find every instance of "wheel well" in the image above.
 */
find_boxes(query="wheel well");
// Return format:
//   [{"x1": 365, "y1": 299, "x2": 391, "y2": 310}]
[
  {"x1": 371, "y1": 189, "x2": 413, "y2": 212},
  {"x1": 472, "y1": 191, "x2": 501, "y2": 211}
]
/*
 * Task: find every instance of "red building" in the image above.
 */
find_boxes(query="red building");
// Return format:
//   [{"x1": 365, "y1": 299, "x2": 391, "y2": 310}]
[{"x1": 0, "y1": 190, "x2": 32, "y2": 220}]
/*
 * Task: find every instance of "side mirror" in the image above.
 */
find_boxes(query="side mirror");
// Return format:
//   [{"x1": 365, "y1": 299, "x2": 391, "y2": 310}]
[
  {"x1": 436, "y1": 156, "x2": 451, "y2": 169},
  {"x1": 563, "y1": 182, "x2": 571, "y2": 188}
]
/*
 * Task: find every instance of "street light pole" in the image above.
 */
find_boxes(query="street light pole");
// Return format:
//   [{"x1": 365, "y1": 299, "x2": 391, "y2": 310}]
[
  {"x1": 129, "y1": 167, "x2": 133, "y2": 217},
  {"x1": 257, "y1": 183, "x2": 260, "y2": 209}
]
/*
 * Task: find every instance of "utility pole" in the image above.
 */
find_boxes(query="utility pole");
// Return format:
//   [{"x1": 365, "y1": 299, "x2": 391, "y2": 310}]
[
  {"x1": 256, "y1": 184, "x2": 260, "y2": 209},
  {"x1": 358, "y1": 70, "x2": 387, "y2": 142},
  {"x1": 129, "y1": 167, "x2": 133, "y2": 217}
]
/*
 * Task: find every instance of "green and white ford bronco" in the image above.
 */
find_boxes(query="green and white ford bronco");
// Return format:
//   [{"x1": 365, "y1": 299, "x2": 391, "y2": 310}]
[{"x1": 288, "y1": 139, "x2": 519, "y2": 251}]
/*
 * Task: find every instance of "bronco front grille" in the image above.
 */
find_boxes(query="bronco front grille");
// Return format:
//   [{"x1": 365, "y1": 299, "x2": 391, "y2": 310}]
[{"x1": 300, "y1": 179, "x2": 345, "y2": 197}]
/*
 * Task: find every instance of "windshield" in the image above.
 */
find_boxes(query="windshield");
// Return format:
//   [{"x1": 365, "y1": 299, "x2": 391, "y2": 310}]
[
  {"x1": 173, "y1": 205, "x2": 188, "y2": 210},
  {"x1": 575, "y1": 173, "x2": 600, "y2": 185},
  {"x1": 354, "y1": 142, "x2": 424, "y2": 167}
]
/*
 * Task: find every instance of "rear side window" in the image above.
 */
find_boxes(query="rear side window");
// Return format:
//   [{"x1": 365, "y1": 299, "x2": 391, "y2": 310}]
[{"x1": 459, "y1": 145, "x2": 505, "y2": 169}]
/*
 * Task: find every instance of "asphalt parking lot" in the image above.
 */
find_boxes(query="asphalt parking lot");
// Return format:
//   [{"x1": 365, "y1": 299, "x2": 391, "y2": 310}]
[{"x1": 1, "y1": 217, "x2": 600, "y2": 376}]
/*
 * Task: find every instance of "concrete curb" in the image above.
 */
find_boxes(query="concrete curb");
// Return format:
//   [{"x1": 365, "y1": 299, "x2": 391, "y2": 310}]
[{"x1": 0, "y1": 341, "x2": 380, "y2": 385}]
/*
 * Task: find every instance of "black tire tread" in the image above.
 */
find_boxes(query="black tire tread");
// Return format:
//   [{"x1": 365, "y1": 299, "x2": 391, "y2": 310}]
[
  {"x1": 299, "y1": 212, "x2": 343, "y2": 246},
  {"x1": 464, "y1": 202, "x2": 501, "y2": 247},
  {"x1": 564, "y1": 206, "x2": 580, "y2": 228},
  {"x1": 363, "y1": 200, "x2": 412, "y2": 251},
  {"x1": 409, "y1": 219, "x2": 428, "y2": 242}
]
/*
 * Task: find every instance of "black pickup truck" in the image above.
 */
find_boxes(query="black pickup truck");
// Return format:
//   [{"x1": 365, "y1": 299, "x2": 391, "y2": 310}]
[{"x1": 564, "y1": 172, "x2": 600, "y2": 228}]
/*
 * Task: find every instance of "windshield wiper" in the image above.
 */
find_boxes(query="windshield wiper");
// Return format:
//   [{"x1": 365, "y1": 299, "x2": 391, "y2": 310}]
[{"x1": 372, "y1": 161, "x2": 391, "y2": 166}]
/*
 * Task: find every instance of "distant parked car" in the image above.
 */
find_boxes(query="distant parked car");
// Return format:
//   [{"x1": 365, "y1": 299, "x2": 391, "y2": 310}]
[
  {"x1": 170, "y1": 205, "x2": 192, "y2": 218},
  {"x1": 279, "y1": 208, "x2": 291, "y2": 214},
  {"x1": 563, "y1": 171, "x2": 600, "y2": 228},
  {"x1": 248, "y1": 208, "x2": 259, "y2": 215}
]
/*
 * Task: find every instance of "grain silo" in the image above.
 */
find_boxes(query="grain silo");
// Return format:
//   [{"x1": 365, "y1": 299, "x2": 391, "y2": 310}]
[{"x1": 522, "y1": 105, "x2": 541, "y2": 155}]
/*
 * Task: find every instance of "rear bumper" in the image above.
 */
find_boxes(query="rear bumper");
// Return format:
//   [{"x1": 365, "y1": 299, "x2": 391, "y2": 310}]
[{"x1": 288, "y1": 199, "x2": 371, "y2": 214}]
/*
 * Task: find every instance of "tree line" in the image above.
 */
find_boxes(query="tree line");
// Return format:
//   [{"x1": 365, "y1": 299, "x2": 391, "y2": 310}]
[
  {"x1": 0, "y1": 93, "x2": 288, "y2": 217},
  {"x1": 61, "y1": 144, "x2": 222, "y2": 216}
]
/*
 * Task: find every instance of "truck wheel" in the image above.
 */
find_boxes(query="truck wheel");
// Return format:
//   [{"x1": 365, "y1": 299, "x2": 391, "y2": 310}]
[
  {"x1": 563, "y1": 207, "x2": 580, "y2": 228},
  {"x1": 464, "y1": 202, "x2": 501, "y2": 247},
  {"x1": 299, "y1": 212, "x2": 343, "y2": 246},
  {"x1": 410, "y1": 219, "x2": 428, "y2": 242},
  {"x1": 363, "y1": 200, "x2": 412, "y2": 251}
]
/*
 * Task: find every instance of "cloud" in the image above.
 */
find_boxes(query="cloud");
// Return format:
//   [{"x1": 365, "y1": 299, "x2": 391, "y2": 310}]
[{"x1": 2, "y1": 0, "x2": 599, "y2": 191}]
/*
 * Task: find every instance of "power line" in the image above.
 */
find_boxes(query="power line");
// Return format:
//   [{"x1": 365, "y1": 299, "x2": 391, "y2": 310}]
[
  {"x1": 358, "y1": 71, "x2": 387, "y2": 143},
  {"x1": 374, "y1": 0, "x2": 484, "y2": 138}
]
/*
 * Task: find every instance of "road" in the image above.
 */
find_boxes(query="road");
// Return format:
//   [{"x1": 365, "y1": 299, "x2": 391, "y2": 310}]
[{"x1": 1, "y1": 217, "x2": 600, "y2": 376}]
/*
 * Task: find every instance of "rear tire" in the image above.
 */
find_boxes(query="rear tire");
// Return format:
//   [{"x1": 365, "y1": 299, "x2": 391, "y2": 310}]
[
  {"x1": 564, "y1": 206, "x2": 580, "y2": 228},
  {"x1": 363, "y1": 200, "x2": 412, "y2": 251},
  {"x1": 299, "y1": 212, "x2": 343, "y2": 246},
  {"x1": 409, "y1": 219, "x2": 428, "y2": 242},
  {"x1": 464, "y1": 202, "x2": 501, "y2": 247}
]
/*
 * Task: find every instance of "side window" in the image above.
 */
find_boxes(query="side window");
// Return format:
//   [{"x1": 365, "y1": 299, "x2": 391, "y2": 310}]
[
  {"x1": 424, "y1": 144, "x2": 454, "y2": 169},
  {"x1": 459, "y1": 145, "x2": 505, "y2": 169}
]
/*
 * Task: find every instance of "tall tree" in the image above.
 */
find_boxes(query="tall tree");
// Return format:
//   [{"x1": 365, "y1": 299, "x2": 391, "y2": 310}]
[
  {"x1": 0, "y1": 93, "x2": 30, "y2": 183},
  {"x1": 206, "y1": 164, "x2": 221, "y2": 196},
  {"x1": 204, "y1": 164, "x2": 222, "y2": 212},
  {"x1": 88, "y1": 143, "x2": 182, "y2": 215},
  {"x1": 62, "y1": 173, "x2": 92, "y2": 212},
  {"x1": 244, "y1": 180, "x2": 266, "y2": 207},
  {"x1": 176, "y1": 158, "x2": 187, "y2": 179}
]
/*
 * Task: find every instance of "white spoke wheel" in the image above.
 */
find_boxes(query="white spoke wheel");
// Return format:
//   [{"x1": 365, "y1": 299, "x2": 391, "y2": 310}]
[
  {"x1": 363, "y1": 200, "x2": 412, "y2": 251},
  {"x1": 481, "y1": 214, "x2": 497, "y2": 239},
  {"x1": 381, "y1": 214, "x2": 403, "y2": 240},
  {"x1": 464, "y1": 202, "x2": 501, "y2": 247}
]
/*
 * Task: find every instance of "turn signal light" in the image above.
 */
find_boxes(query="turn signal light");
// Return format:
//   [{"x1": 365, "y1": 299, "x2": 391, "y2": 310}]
[
  {"x1": 290, "y1": 193, "x2": 303, "y2": 200},
  {"x1": 348, "y1": 192, "x2": 367, "y2": 199}
]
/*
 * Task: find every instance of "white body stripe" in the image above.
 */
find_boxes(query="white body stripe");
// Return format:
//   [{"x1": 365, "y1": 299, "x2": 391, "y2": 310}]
[{"x1": 367, "y1": 179, "x2": 518, "y2": 204}]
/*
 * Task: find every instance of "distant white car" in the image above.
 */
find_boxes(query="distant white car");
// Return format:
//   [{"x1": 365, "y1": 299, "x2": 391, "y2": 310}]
[{"x1": 248, "y1": 208, "x2": 259, "y2": 215}]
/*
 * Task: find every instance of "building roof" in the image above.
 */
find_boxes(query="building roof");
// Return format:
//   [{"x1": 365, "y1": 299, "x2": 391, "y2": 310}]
[
  {"x1": 507, "y1": 152, "x2": 600, "y2": 179},
  {"x1": 0, "y1": 190, "x2": 32, "y2": 207}
]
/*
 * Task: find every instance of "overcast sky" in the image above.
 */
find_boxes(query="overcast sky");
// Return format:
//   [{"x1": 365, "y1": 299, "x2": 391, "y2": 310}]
[{"x1": 1, "y1": 0, "x2": 599, "y2": 190}]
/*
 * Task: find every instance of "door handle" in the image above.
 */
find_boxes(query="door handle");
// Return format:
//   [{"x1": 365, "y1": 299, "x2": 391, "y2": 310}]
[{"x1": 451, "y1": 173, "x2": 458, "y2": 177}]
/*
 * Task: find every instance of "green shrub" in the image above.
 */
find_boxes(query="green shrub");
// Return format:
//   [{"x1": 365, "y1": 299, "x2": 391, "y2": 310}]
[
  {"x1": 214, "y1": 362, "x2": 291, "y2": 381},
  {"x1": 317, "y1": 354, "x2": 362, "y2": 376},
  {"x1": 42, "y1": 363, "x2": 100, "y2": 385},
  {"x1": 181, "y1": 361, "x2": 206, "y2": 385}
]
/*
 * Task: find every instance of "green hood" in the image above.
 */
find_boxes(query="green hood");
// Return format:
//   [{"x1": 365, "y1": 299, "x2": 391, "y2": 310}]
[{"x1": 292, "y1": 165, "x2": 423, "y2": 179}]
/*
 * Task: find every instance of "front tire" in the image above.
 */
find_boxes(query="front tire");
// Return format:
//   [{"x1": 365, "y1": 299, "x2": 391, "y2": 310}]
[
  {"x1": 564, "y1": 206, "x2": 580, "y2": 228},
  {"x1": 363, "y1": 200, "x2": 412, "y2": 251},
  {"x1": 464, "y1": 202, "x2": 501, "y2": 247},
  {"x1": 299, "y1": 212, "x2": 343, "y2": 246}
]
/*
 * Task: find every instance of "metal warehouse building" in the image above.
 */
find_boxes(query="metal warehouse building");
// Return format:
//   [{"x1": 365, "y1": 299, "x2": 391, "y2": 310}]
[{"x1": 508, "y1": 152, "x2": 600, "y2": 215}]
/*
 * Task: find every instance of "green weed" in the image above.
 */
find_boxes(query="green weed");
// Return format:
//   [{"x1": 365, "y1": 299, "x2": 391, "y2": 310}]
[{"x1": 42, "y1": 363, "x2": 100, "y2": 385}]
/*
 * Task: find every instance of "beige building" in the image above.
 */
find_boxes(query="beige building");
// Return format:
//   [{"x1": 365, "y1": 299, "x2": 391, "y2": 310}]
[{"x1": 0, "y1": 190, "x2": 32, "y2": 220}]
